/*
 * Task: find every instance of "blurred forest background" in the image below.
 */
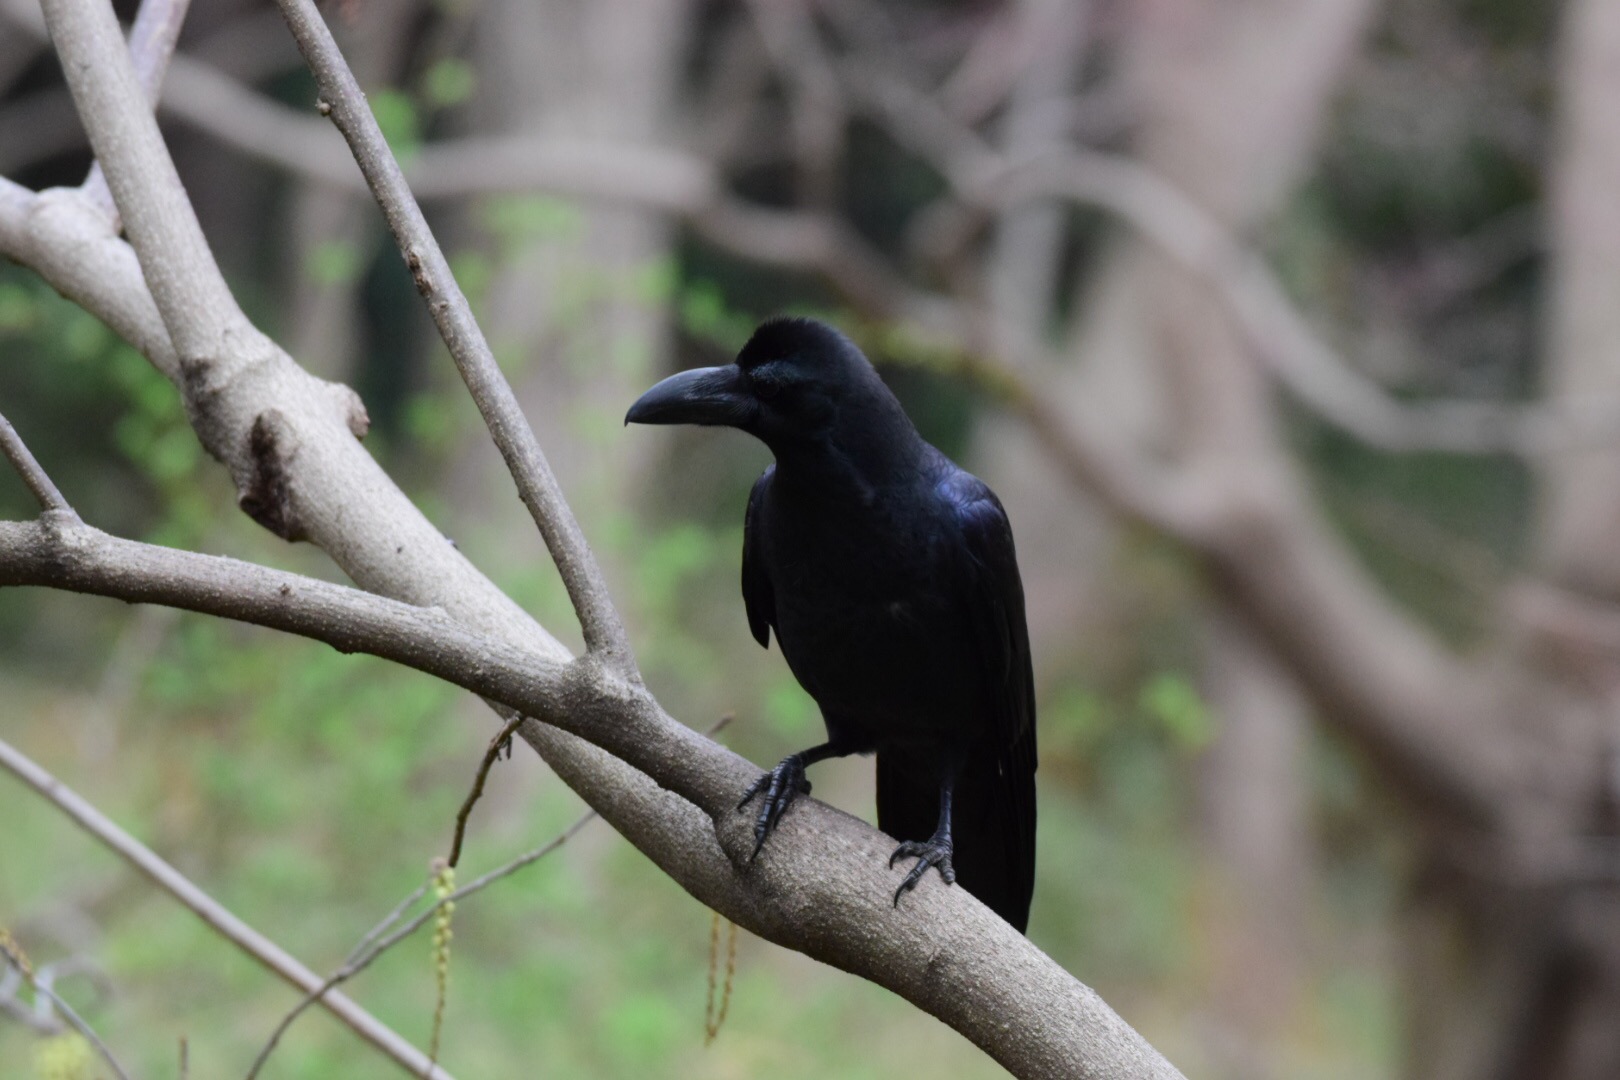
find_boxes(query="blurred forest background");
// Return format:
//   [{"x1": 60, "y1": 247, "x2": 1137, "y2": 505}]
[{"x1": 1, "y1": 0, "x2": 1611, "y2": 1077}]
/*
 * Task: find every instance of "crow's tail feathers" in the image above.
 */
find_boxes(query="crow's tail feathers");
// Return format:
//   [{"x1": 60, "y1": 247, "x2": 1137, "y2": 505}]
[{"x1": 877, "y1": 739, "x2": 1036, "y2": 933}]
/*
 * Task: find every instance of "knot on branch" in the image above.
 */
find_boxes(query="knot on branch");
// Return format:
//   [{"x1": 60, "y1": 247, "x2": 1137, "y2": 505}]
[
  {"x1": 177, "y1": 351, "x2": 223, "y2": 409},
  {"x1": 239, "y1": 410, "x2": 306, "y2": 541},
  {"x1": 33, "y1": 510, "x2": 91, "y2": 579},
  {"x1": 405, "y1": 246, "x2": 433, "y2": 298},
  {"x1": 329, "y1": 382, "x2": 370, "y2": 440}
]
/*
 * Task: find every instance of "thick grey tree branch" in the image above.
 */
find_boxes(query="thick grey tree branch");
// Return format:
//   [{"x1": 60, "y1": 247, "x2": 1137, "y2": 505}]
[
  {"x1": 80, "y1": 0, "x2": 192, "y2": 223},
  {"x1": 0, "y1": 514, "x2": 726, "y2": 813},
  {"x1": 0, "y1": 732, "x2": 455, "y2": 1080},
  {"x1": 0, "y1": 0, "x2": 1478, "y2": 899},
  {"x1": 0, "y1": 511, "x2": 1183, "y2": 1079},
  {"x1": 40, "y1": 0, "x2": 245, "y2": 368},
  {"x1": 274, "y1": 0, "x2": 636, "y2": 677}
]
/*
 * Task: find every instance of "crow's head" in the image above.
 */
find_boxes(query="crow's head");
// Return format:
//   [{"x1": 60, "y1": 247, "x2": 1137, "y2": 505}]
[{"x1": 624, "y1": 317, "x2": 895, "y2": 448}]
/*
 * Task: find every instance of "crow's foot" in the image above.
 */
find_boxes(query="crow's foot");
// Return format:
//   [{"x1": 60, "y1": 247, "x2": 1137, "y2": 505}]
[
  {"x1": 737, "y1": 755, "x2": 812, "y2": 861},
  {"x1": 889, "y1": 835, "x2": 955, "y2": 906}
]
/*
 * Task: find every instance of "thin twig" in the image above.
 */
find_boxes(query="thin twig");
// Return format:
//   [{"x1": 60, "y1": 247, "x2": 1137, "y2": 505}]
[
  {"x1": 0, "y1": 967, "x2": 64, "y2": 1034},
  {"x1": 82, "y1": 0, "x2": 194, "y2": 222},
  {"x1": 345, "y1": 880, "x2": 431, "y2": 968},
  {"x1": 0, "y1": 938, "x2": 132, "y2": 1080},
  {"x1": 394, "y1": 813, "x2": 599, "y2": 958},
  {"x1": 250, "y1": 713, "x2": 731, "y2": 1079},
  {"x1": 446, "y1": 713, "x2": 524, "y2": 868},
  {"x1": 245, "y1": 809, "x2": 599, "y2": 1080},
  {"x1": 0, "y1": 735, "x2": 456, "y2": 1080},
  {"x1": 273, "y1": 0, "x2": 639, "y2": 678},
  {"x1": 0, "y1": 411, "x2": 74, "y2": 516}
]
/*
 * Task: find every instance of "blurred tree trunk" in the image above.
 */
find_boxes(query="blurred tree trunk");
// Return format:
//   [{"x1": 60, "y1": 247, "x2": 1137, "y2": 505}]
[
  {"x1": 436, "y1": 0, "x2": 692, "y2": 824},
  {"x1": 1540, "y1": 0, "x2": 1620, "y2": 597},
  {"x1": 456, "y1": 0, "x2": 689, "y2": 559},
  {"x1": 1399, "y1": 3, "x2": 1620, "y2": 1078},
  {"x1": 985, "y1": 0, "x2": 1091, "y2": 340},
  {"x1": 976, "y1": 0, "x2": 1109, "y2": 688},
  {"x1": 1197, "y1": 606, "x2": 1312, "y2": 1080},
  {"x1": 976, "y1": 3, "x2": 1369, "y2": 1068},
  {"x1": 283, "y1": 0, "x2": 420, "y2": 381},
  {"x1": 978, "y1": 0, "x2": 1373, "y2": 670}
]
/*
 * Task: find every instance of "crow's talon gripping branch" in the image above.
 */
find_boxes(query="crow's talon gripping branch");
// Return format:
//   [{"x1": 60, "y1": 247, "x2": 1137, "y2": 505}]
[
  {"x1": 737, "y1": 754, "x2": 812, "y2": 861},
  {"x1": 890, "y1": 836, "x2": 955, "y2": 907}
]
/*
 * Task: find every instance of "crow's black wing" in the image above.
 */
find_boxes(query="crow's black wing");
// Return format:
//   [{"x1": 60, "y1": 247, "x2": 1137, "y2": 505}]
[
  {"x1": 941, "y1": 469, "x2": 1038, "y2": 929},
  {"x1": 941, "y1": 472, "x2": 1036, "y2": 744},
  {"x1": 741, "y1": 465, "x2": 776, "y2": 649}
]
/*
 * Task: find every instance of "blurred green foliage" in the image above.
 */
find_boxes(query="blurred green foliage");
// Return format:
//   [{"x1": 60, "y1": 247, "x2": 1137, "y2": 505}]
[
  {"x1": 370, "y1": 89, "x2": 422, "y2": 162},
  {"x1": 32, "y1": 1033, "x2": 96, "y2": 1080},
  {"x1": 421, "y1": 59, "x2": 477, "y2": 110}
]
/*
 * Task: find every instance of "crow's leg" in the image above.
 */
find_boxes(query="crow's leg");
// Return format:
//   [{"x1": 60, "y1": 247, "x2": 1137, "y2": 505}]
[
  {"x1": 890, "y1": 781, "x2": 956, "y2": 905},
  {"x1": 737, "y1": 741, "x2": 852, "y2": 860}
]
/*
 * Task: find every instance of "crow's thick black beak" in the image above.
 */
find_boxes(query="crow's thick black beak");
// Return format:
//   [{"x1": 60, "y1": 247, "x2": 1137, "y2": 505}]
[{"x1": 624, "y1": 364, "x2": 755, "y2": 427}]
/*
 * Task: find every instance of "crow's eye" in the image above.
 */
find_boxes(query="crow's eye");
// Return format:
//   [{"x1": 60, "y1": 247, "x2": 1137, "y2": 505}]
[{"x1": 751, "y1": 370, "x2": 784, "y2": 400}]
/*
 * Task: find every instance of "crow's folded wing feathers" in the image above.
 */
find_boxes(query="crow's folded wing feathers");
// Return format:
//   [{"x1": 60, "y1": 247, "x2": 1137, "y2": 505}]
[
  {"x1": 937, "y1": 470, "x2": 1038, "y2": 927},
  {"x1": 741, "y1": 465, "x2": 776, "y2": 649}
]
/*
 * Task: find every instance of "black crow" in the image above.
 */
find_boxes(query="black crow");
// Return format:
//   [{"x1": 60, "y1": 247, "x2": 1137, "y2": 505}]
[{"x1": 626, "y1": 317, "x2": 1037, "y2": 931}]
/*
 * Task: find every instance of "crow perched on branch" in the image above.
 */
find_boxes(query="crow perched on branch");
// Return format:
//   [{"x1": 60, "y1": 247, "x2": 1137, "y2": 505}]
[{"x1": 626, "y1": 317, "x2": 1037, "y2": 932}]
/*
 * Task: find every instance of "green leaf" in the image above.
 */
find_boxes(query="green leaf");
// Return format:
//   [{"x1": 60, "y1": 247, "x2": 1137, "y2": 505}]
[
  {"x1": 1137, "y1": 672, "x2": 1214, "y2": 751},
  {"x1": 599, "y1": 992, "x2": 682, "y2": 1068},
  {"x1": 764, "y1": 677, "x2": 817, "y2": 738},
  {"x1": 0, "y1": 283, "x2": 37, "y2": 332},
  {"x1": 306, "y1": 239, "x2": 362, "y2": 285},
  {"x1": 677, "y1": 280, "x2": 751, "y2": 351},
  {"x1": 369, "y1": 88, "x2": 421, "y2": 159},
  {"x1": 477, "y1": 195, "x2": 583, "y2": 246},
  {"x1": 422, "y1": 57, "x2": 476, "y2": 108},
  {"x1": 449, "y1": 249, "x2": 493, "y2": 310}
]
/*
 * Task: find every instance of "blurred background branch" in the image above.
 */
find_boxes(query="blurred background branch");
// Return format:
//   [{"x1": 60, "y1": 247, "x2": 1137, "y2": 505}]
[{"x1": 0, "y1": 733, "x2": 456, "y2": 1079}]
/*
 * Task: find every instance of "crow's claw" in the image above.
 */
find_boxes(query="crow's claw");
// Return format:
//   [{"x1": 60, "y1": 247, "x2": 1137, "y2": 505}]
[
  {"x1": 890, "y1": 836, "x2": 955, "y2": 907},
  {"x1": 737, "y1": 755, "x2": 812, "y2": 861}
]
